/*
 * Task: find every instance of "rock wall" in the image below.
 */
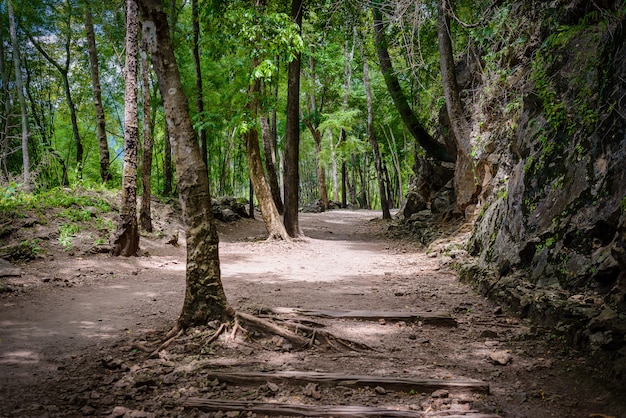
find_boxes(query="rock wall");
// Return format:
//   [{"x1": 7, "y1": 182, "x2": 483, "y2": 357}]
[{"x1": 440, "y1": 1, "x2": 626, "y2": 378}]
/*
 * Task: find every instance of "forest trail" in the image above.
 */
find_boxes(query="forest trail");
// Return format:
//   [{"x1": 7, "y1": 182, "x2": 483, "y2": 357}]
[{"x1": 0, "y1": 210, "x2": 622, "y2": 417}]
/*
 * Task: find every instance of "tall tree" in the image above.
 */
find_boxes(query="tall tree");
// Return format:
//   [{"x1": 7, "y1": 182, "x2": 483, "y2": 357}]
[
  {"x1": 140, "y1": 36, "x2": 154, "y2": 232},
  {"x1": 260, "y1": 110, "x2": 283, "y2": 214},
  {"x1": 372, "y1": 4, "x2": 454, "y2": 163},
  {"x1": 283, "y1": 0, "x2": 303, "y2": 238},
  {"x1": 437, "y1": 0, "x2": 475, "y2": 212},
  {"x1": 138, "y1": 0, "x2": 232, "y2": 328},
  {"x1": 339, "y1": 35, "x2": 354, "y2": 208},
  {"x1": 26, "y1": 0, "x2": 85, "y2": 178},
  {"x1": 245, "y1": 58, "x2": 290, "y2": 240},
  {"x1": 357, "y1": 29, "x2": 390, "y2": 219},
  {"x1": 113, "y1": 0, "x2": 140, "y2": 257},
  {"x1": 84, "y1": 6, "x2": 112, "y2": 183},
  {"x1": 7, "y1": 0, "x2": 30, "y2": 191},
  {"x1": 245, "y1": 1, "x2": 290, "y2": 240},
  {"x1": 303, "y1": 55, "x2": 329, "y2": 211},
  {"x1": 261, "y1": 76, "x2": 283, "y2": 214}
]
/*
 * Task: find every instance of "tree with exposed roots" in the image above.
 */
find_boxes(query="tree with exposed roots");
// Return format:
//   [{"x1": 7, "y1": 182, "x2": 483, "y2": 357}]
[{"x1": 136, "y1": 0, "x2": 366, "y2": 354}]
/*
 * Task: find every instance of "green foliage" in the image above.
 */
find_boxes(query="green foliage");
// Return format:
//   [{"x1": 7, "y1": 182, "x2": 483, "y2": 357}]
[{"x1": 58, "y1": 223, "x2": 80, "y2": 251}]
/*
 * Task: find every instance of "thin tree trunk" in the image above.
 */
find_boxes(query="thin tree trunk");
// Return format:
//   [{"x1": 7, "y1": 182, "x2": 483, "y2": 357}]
[
  {"x1": 437, "y1": 0, "x2": 475, "y2": 213},
  {"x1": 192, "y1": 0, "x2": 208, "y2": 170},
  {"x1": 161, "y1": 0, "x2": 177, "y2": 197},
  {"x1": 85, "y1": 7, "x2": 111, "y2": 183},
  {"x1": 246, "y1": 62, "x2": 289, "y2": 240},
  {"x1": 357, "y1": 28, "x2": 390, "y2": 219},
  {"x1": 139, "y1": 0, "x2": 233, "y2": 328},
  {"x1": 339, "y1": 34, "x2": 354, "y2": 208},
  {"x1": 382, "y1": 125, "x2": 403, "y2": 208},
  {"x1": 140, "y1": 35, "x2": 154, "y2": 232},
  {"x1": 283, "y1": 0, "x2": 303, "y2": 238},
  {"x1": 372, "y1": 4, "x2": 454, "y2": 163},
  {"x1": 261, "y1": 114, "x2": 283, "y2": 214},
  {"x1": 113, "y1": 0, "x2": 140, "y2": 257},
  {"x1": 163, "y1": 121, "x2": 172, "y2": 195},
  {"x1": 7, "y1": 0, "x2": 30, "y2": 191},
  {"x1": 0, "y1": 30, "x2": 10, "y2": 179},
  {"x1": 303, "y1": 55, "x2": 328, "y2": 211},
  {"x1": 329, "y1": 130, "x2": 339, "y2": 202}
]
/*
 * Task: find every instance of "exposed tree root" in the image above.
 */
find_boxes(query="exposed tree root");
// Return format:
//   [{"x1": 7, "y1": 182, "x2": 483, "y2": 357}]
[
  {"x1": 202, "y1": 323, "x2": 228, "y2": 347},
  {"x1": 235, "y1": 311, "x2": 371, "y2": 352},
  {"x1": 149, "y1": 325, "x2": 184, "y2": 358}
]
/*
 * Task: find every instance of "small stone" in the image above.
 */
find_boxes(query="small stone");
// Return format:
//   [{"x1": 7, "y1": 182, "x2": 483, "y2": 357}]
[
  {"x1": 109, "y1": 406, "x2": 131, "y2": 417},
  {"x1": 431, "y1": 389, "x2": 449, "y2": 398},
  {"x1": 267, "y1": 382, "x2": 280, "y2": 392},
  {"x1": 303, "y1": 383, "x2": 322, "y2": 399},
  {"x1": 489, "y1": 351, "x2": 513, "y2": 365},
  {"x1": 374, "y1": 386, "x2": 387, "y2": 394}
]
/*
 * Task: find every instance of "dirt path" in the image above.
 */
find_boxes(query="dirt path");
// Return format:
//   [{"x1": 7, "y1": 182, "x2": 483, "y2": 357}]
[{"x1": 0, "y1": 210, "x2": 623, "y2": 417}]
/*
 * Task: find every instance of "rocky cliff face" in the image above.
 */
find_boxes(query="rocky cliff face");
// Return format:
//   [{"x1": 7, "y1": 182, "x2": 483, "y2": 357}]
[
  {"x1": 409, "y1": 1, "x2": 626, "y2": 379},
  {"x1": 464, "y1": 1, "x2": 626, "y2": 378}
]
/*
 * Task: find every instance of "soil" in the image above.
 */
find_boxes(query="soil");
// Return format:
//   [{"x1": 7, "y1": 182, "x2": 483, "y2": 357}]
[{"x1": 1, "y1": 199, "x2": 625, "y2": 418}]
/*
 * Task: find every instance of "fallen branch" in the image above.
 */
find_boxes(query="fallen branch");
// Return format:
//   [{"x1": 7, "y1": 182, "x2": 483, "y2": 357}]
[
  {"x1": 184, "y1": 398, "x2": 500, "y2": 417},
  {"x1": 270, "y1": 307, "x2": 458, "y2": 327},
  {"x1": 204, "y1": 371, "x2": 490, "y2": 394}
]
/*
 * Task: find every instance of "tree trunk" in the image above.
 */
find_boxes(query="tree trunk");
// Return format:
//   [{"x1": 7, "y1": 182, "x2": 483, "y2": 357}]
[
  {"x1": 139, "y1": 0, "x2": 232, "y2": 328},
  {"x1": 437, "y1": 0, "x2": 475, "y2": 213},
  {"x1": 304, "y1": 121, "x2": 328, "y2": 212},
  {"x1": 140, "y1": 35, "x2": 154, "y2": 232},
  {"x1": 303, "y1": 55, "x2": 328, "y2": 212},
  {"x1": 261, "y1": 115, "x2": 284, "y2": 214},
  {"x1": 192, "y1": 0, "x2": 208, "y2": 170},
  {"x1": 7, "y1": 0, "x2": 30, "y2": 191},
  {"x1": 329, "y1": 130, "x2": 339, "y2": 202},
  {"x1": 0, "y1": 30, "x2": 10, "y2": 179},
  {"x1": 372, "y1": 5, "x2": 454, "y2": 164},
  {"x1": 339, "y1": 35, "x2": 354, "y2": 209},
  {"x1": 163, "y1": 121, "x2": 173, "y2": 195},
  {"x1": 85, "y1": 7, "x2": 111, "y2": 184},
  {"x1": 113, "y1": 0, "x2": 140, "y2": 257},
  {"x1": 283, "y1": 0, "x2": 303, "y2": 238},
  {"x1": 246, "y1": 74, "x2": 290, "y2": 240},
  {"x1": 358, "y1": 29, "x2": 390, "y2": 219}
]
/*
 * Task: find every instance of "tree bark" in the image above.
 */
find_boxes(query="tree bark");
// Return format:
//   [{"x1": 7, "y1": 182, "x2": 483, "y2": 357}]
[
  {"x1": 245, "y1": 75, "x2": 290, "y2": 240},
  {"x1": 437, "y1": 0, "x2": 475, "y2": 213},
  {"x1": 85, "y1": 6, "x2": 111, "y2": 184},
  {"x1": 283, "y1": 0, "x2": 303, "y2": 238},
  {"x1": 113, "y1": 0, "x2": 140, "y2": 257},
  {"x1": 140, "y1": 35, "x2": 154, "y2": 232},
  {"x1": 7, "y1": 0, "x2": 30, "y2": 191},
  {"x1": 358, "y1": 29, "x2": 390, "y2": 219},
  {"x1": 372, "y1": 5, "x2": 454, "y2": 163},
  {"x1": 260, "y1": 114, "x2": 284, "y2": 214},
  {"x1": 163, "y1": 121, "x2": 173, "y2": 195},
  {"x1": 139, "y1": 0, "x2": 232, "y2": 328}
]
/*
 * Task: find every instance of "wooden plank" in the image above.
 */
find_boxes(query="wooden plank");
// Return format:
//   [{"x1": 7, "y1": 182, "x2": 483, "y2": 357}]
[
  {"x1": 184, "y1": 398, "x2": 501, "y2": 417},
  {"x1": 205, "y1": 371, "x2": 490, "y2": 394},
  {"x1": 270, "y1": 307, "x2": 457, "y2": 327}
]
